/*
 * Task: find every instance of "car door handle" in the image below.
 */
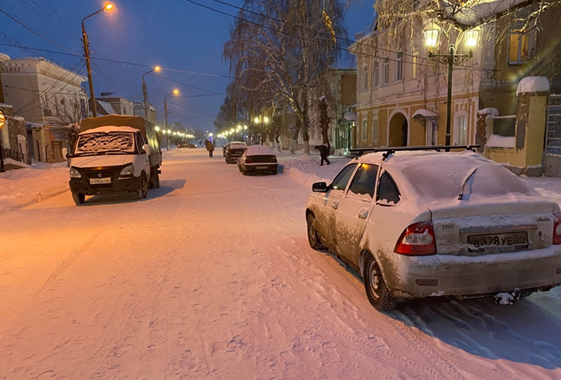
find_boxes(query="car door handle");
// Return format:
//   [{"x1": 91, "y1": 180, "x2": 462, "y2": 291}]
[
  {"x1": 358, "y1": 208, "x2": 369, "y2": 219},
  {"x1": 332, "y1": 201, "x2": 339, "y2": 209}
]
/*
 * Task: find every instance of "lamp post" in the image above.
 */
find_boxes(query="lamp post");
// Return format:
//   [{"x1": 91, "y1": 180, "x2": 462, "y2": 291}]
[
  {"x1": 164, "y1": 89, "x2": 179, "y2": 150},
  {"x1": 142, "y1": 66, "x2": 161, "y2": 121},
  {"x1": 82, "y1": 3, "x2": 114, "y2": 118},
  {"x1": 424, "y1": 25, "x2": 478, "y2": 151}
]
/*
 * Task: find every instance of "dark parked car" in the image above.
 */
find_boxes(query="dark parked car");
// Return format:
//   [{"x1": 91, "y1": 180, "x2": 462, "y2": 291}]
[
  {"x1": 177, "y1": 142, "x2": 196, "y2": 148},
  {"x1": 224, "y1": 141, "x2": 247, "y2": 163},
  {"x1": 238, "y1": 145, "x2": 278, "y2": 175}
]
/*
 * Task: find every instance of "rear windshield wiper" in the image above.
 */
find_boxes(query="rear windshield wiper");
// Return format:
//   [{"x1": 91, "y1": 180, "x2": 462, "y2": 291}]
[{"x1": 458, "y1": 167, "x2": 477, "y2": 200}]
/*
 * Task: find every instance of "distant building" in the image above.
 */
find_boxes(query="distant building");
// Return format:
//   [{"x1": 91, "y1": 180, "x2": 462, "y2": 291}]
[
  {"x1": 1, "y1": 56, "x2": 87, "y2": 163},
  {"x1": 96, "y1": 96, "x2": 134, "y2": 117},
  {"x1": 133, "y1": 101, "x2": 157, "y2": 124}
]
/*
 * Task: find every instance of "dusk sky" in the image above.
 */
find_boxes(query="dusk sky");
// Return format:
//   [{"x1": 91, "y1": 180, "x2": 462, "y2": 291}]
[{"x1": 0, "y1": 0, "x2": 375, "y2": 133}]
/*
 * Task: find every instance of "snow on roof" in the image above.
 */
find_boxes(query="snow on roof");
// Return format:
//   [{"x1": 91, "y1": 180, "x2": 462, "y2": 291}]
[
  {"x1": 79, "y1": 126, "x2": 138, "y2": 134},
  {"x1": 477, "y1": 108, "x2": 499, "y2": 116},
  {"x1": 516, "y1": 76, "x2": 550, "y2": 95},
  {"x1": 412, "y1": 109, "x2": 437, "y2": 120},
  {"x1": 359, "y1": 150, "x2": 538, "y2": 207},
  {"x1": 247, "y1": 145, "x2": 274, "y2": 155},
  {"x1": 97, "y1": 100, "x2": 117, "y2": 115}
]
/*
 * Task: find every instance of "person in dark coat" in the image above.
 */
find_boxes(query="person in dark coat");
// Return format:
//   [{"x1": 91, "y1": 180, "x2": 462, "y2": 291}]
[
  {"x1": 314, "y1": 142, "x2": 330, "y2": 166},
  {"x1": 205, "y1": 139, "x2": 215, "y2": 157}
]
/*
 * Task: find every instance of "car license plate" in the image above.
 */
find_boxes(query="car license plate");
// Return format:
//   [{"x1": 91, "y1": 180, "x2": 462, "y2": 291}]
[
  {"x1": 256, "y1": 166, "x2": 268, "y2": 169},
  {"x1": 89, "y1": 177, "x2": 111, "y2": 185},
  {"x1": 468, "y1": 232, "x2": 528, "y2": 250}
]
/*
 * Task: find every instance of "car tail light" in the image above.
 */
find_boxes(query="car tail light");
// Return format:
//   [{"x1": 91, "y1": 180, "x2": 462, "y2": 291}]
[
  {"x1": 394, "y1": 222, "x2": 436, "y2": 255},
  {"x1": 270, "y1": 156, "x2": 277, "y2": 163},
  {"x1": 553, "y1": 212, "x2": 561, "y2": 245},
  {"x1": 246, "y1": 157, "x2": 253, "y2": 163}
]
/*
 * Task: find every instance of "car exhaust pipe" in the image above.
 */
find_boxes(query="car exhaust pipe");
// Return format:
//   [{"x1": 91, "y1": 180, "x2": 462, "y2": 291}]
[{"x1": 494, "y1": 287, "x2": 521, "y2": 305}]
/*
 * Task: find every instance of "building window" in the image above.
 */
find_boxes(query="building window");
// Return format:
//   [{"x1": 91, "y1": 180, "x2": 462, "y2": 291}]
[
  {"x1": 509, "y1": 27, "x2": 533, "y2": 64},
  {"x1": 383, "y1": 57, "x2": 389, "y2": 85},
  {"x1": 372, "y1": 119, "x2": 379, "y2": 144},
  {"x1": 395, "y1": 52, "x2": 403, "y2": 81},
  {"x1": 373, "y1": 60, "x2": 379, "y2": 88},
  {"x1": 362, "y1": 119, "x2": 368, "y2": 142},
  {"x1": 454, "y1": 116, "x2": 467, "y2": 145},
  {"x1": 363, "y1": 64, "x2": 369, "y2": 91}
]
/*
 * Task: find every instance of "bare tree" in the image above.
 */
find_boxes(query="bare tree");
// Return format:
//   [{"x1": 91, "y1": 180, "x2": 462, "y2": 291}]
[{"x1": 223, "y1": 0, "x2": 348, "y2": 153}]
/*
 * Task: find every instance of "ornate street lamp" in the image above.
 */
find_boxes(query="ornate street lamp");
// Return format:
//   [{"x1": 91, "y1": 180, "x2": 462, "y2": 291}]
[
  {"x1": 82, "y1": 3, "x2": 114, "y2": 117},
  {"x1": 142, "y1": 66, "x2": 161, "y2": 121},
  {"x1": 164, "y1": 89, "x2": 179, "y2": 150},
  {"x1": 424, "y1": 24, "x2": 479, "y2": 150}
]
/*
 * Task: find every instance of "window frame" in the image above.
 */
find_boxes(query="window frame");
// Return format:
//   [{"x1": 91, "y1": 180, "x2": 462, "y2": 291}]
[
  {"x1": 383, "y1": 57, "x2": 389, "y2": 85},
  {"x1": 395, "y1": 52, "x2": 403, "y2": 82},
  {"x1": 373, "y1": 59, "x2": 379, "y2": 88},
  {"x1": 329, "y1": 163, "x2": 358, "y2": 194}
]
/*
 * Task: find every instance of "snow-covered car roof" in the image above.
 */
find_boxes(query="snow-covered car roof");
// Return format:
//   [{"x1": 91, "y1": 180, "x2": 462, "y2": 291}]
[
  {"x1": 79, "y1": 126, "x2": 138, "y2": 135},
  {"x1": 246, "y1": 145, "x2": 275, "y2": 155},
  {"x1": 229, "y1": 142, "x2": 247, "y2": 149},
  {"x1": 356, "y1": 150, "x2": 541, "y2": 207}
]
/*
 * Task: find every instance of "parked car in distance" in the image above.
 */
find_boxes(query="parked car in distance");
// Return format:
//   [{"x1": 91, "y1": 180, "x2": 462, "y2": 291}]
[
  {"x1": 306, "y1": 148, "x2": 561, "y2": 311},
  {"x1": 225, "y1": 141, "x2": 247, "y2": 163},
  {"x1": 177, "y1": 142, "x2": 196, "y2": 148},
  {"x1": 238, "y1": 145, "x2": 278, "y2": 175}
]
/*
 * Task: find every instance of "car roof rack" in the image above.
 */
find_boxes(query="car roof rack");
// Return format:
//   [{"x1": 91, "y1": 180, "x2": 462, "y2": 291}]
[{"x1": 349, "y1": 145, "x2": 481, "y2": 160}]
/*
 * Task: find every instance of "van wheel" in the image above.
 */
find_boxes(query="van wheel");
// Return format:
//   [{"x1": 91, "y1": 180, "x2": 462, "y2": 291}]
[
  {"x1": 364, "y1": 254, "x2": 397, "y2": 311},
  {"x1": 72, "y1": 192, "x2": 85, "y2": 205},
  {"x1": 150, "y1": 169, "x2": 160, "y2": 189},
  {"x1": 137, "y1": 175, "x2": 148, "y2": 199},
  {"x1": 306, "y1": 213, "x2": 324, "y2": 250}
]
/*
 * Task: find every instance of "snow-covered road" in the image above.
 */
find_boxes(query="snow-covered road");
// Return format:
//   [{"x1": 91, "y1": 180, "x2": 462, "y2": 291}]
[{"x1": 2, "y1": 148, "x2": 561, "y2": 379}]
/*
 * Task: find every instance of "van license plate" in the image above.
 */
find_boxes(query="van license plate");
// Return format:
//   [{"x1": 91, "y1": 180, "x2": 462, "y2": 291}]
[
  {"x1": 468, "y1": 232, "x2": 528, "y2": 249},
  {"x1": 89, "y1": 178, "x2": 111, "y2": 185},
  {"x1": 256, "y1": 166, "x2": 267, "y2": 169}
]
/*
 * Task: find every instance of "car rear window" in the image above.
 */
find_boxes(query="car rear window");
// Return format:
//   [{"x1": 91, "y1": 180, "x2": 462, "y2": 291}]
[{"x1": 399, "y1": 158, "x2": 536, "y2": 199}]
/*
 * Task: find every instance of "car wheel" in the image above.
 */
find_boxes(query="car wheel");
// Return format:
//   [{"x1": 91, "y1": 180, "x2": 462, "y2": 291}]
[
  {"x1": 72, "y1": 192, "x2": 85, "y2": 205},
  {"x1": 306, "y1": 213, "x2": 324, "y2": 250},
  {"x1": 238, "y1": 164, "x2": 243, "y2": 172},
  {"x1": 137, "y1": 175, "x2": 148, "y2": 199},
  {"x1": 363, "y1": 254, "x2": 397, "y2": 311},
  {"x1": 152, "y1": 170, "x2": 160, "y2": 189},
  {"x1": 272, "y1": 168, "x2": 278, "y2": 175},
  {"x1": 242, "y1": 168, "x2": 248, "y2": 176}
]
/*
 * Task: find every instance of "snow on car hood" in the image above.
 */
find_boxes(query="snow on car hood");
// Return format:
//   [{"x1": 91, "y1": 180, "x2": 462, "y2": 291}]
[{"x1": 70, "y1": 155, "x2": 134, "y2": 168}]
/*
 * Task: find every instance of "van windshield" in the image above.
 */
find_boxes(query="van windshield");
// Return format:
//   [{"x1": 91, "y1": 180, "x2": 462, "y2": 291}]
[{"x1": 75, "y1": 132, "x2": 135, "y2": 155}]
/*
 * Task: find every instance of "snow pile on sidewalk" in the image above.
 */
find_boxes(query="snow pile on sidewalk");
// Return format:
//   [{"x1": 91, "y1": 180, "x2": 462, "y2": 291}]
[
  {"x1": 0, "y1": 160, "x2": 68, "y2": 213},
  {"x1": 278, "y1": 152, "x2": 349, "y2": 187}
]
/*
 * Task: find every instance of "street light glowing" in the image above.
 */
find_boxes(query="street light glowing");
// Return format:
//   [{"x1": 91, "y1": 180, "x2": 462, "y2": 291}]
[
  {"x1": 173, "y1": 89, "x2": 179, "y2": 95},
  {"x1": 423, "y1": 28, "x2": 439, "y2": 48},
  {"x1": 155, "y1": 126, "x2": 160, "y2": 131},
  {"x1": 104, "y1": 3, "x2": 114, "y2": 11},
  {"x1": 464, "y1": 29, "x2": 479, "y2": 49},
  {"x1": 263, "y1": 117, "x2": 269, "y2": 123},
  {"x1": 254, "y1": 117, "x2": 260, "y2": 124},
  {"x1": 154, "y1": 66, "x2": 161, "y2": 72}
]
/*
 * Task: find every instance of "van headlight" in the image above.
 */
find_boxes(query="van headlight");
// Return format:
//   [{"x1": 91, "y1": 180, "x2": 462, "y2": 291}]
[
  {"x1": 69, "y1": 167, "x2": 81, "y2": 178},
  {"x1": 120, "y1": 164, "x2": 134, "y2": 177}
]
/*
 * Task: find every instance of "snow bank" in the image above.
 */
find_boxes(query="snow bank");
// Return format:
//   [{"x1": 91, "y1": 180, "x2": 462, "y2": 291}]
[{"x1": 487, "y1": 134, "x2": 515, "y2": 148}]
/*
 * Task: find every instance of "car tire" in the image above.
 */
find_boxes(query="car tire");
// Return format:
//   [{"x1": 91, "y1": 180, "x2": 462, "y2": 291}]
[
  {"x1": 137, "y1": 174, "x2": 148, "y2": 199},
  {"x1": 238, "y1": 164, "x2": 243, "y2": 172},
  {"x1": 149, "y1": 168, "x2": 160, "y2": 189},
  {"x1": 363, "y1": 253, "x2": 397, "y2": 311},
  {"x1": 242, "y1": 168, "x2": 248, "y2": 176},
  {"x1": 306, "y1": 213, "x2": 324, "y2": 250},
  {"x1": 272, "y1": 168, "x2": 278, "y2": 175},
  {"x1": 72, "y1": 192, "x2": 85, "y2": 205}
]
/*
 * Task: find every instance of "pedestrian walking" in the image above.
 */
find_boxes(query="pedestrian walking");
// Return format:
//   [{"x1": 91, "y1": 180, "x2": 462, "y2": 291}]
[
  {"x1": 314, "y1": 142, "x2": 330, "y2": 166},
  {"x1": 205, "y1": 139, "x2": 215, "y2": 157}
]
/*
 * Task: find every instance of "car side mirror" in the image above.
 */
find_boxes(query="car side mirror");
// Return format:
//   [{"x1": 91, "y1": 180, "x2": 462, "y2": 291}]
[
  {"x1": 142, "y1": 144, "x2": 151, "y2": 155},
  {"x1": 312, "y1": 182, "x2": 328, "y2": 192}
]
